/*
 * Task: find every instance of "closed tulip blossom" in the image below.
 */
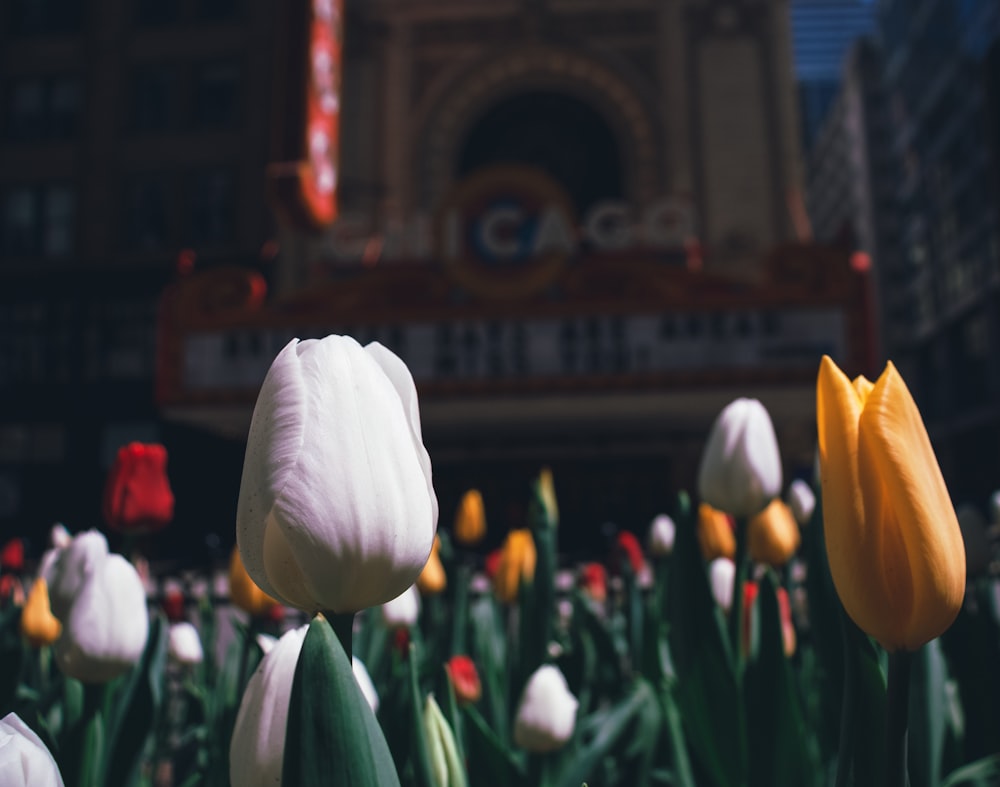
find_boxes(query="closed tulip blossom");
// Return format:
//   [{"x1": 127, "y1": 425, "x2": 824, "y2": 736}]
[
  {"x1": 454, "y1": 489, "x2": 486, "y2": 546},
  {"x1": 424, "y1": 695, "x2": 466, "y2": 787},
  {"x1": 20, "y1": 578, "x2": 61, "y2": 648},
  {"x1": 513, "y1": 664, "x2": 578, "y2": 752},
  {"x1": 698, "y1": 398, "x2": 782, "y2": 518},
  {"x1": 786, "y1": 479, "x2": 816, "y2": 526},
  {"x1": 416, "y1": 535, "x2": 447, "y2": 596},
  {"x1": 817, "y1": 355, "x2": 966, "y2": 652},
  {"x1": 1, "y1": 538, "x2": 23, "y2": 572},
  {"x1": 709, "y1": 557, "x2": 736, "y2": 612},
  {"x1": 0, "y1": 712, "x2": 65, "y2": 787},
  {"x1": 102, "y1": 442, "x2": 175, "y2": 534},
  {"x1": 579, "y1": 563, "x2": 608, "y2": 604},
  {"x1": 648, "y1": 513, "x2": 676, "y2": 558},
  {"x1": 168, "y1": 621, "x2": 204, "y2": 666},
  {"x1": 747, "y1": 499, "x2": 801, "y2": 568},
  {"x1": 236, "y1": 336, "x2": 438, "y2": 615},
  {"x1": 446, "y1": 655, "x2": 482, "y2": 705},
  {"x1": 697, "y1": 503, "x2": 736, "y2": 562},
  {"x1": 381, "y1": 584, "x2": 420, "y2": 628},
  {"x1": 493, "y1": 529, "x2": 537, "y2": 604},
  {"x1": 44, "y1": 530, "x2": 149, "y2": 683}
]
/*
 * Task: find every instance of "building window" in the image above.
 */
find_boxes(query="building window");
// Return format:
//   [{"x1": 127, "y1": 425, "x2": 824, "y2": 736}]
[
  {"x1": 124, "y1": 176, "x2": 170, "y2": 251},
  {"x1": 1, "y1": 185, "x2": 76, "y2": 259},
  {"x1": 3, "y1": 76, "x2": 82, "y2": 142},
  {"x1": 9, "y1": 0, "x2": 84, "y2": 35},
  {"x1": 188, "y1": 170, "x2": 235, "y2": 245},
  {"x1": 194, "y1": 62, "x2": 241, "y2": 129},
  {"x1": 131, "y1": 65, "x2": 176, "y2": 133}
]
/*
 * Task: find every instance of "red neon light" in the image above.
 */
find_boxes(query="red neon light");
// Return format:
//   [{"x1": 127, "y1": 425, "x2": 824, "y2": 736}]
[{"x1": 302, "y1": 0, "x2": 342, "y2": 226}]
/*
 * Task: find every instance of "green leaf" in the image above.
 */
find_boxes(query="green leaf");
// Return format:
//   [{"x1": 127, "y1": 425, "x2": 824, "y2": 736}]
[
  {"x1": 941, "y1": 754, "x2": 1000, "y2": 787},
  {"x1": 839, "y1": 614, "x2": 887, "y2": 787},
  {"x1": 282, "y1": 616, "x2": 401, "y2": 787},
  {"x1": 462, "y1": 704, "x2": 526, "y2": 787},
  {"x1": 908, "y1": 637, "x2": 953, "y2": 787}
]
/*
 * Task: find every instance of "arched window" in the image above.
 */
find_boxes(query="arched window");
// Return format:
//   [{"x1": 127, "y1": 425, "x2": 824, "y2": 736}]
[{"x1": 457, "y1": 91, "x2": 624, "y2": 215}]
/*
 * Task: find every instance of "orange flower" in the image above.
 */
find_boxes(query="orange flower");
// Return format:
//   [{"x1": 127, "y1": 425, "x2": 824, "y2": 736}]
[
  {"x1": 747, "y1": 499, "x2": 801, "y2": 567},
  {"x1": 20, "y1": 578, "x2": 62, "y2": 647},
  {"x1": 697, "y1": 503, "x2": 736, "y2": 561},
  {"x1": 229, "y1": 547, "x2": 281, "y2": 618},
  {"x1": 454, "y1": 489, "x2": 486, "y2": 546},
  {"x1": 417, "y1": 535, "x2": 447, "y2": 595},
  {"x1": 494, "y1": 529, "x2": 536, "y2": 603}
]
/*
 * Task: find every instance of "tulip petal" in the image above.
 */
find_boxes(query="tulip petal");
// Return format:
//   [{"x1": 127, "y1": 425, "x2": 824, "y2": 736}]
[{"x1": 857, "y1": 362, "x2": 965, "y2": 650}]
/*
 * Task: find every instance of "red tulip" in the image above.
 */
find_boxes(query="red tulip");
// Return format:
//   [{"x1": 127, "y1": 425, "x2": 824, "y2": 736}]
[
  {"x1": 579, "y1": 562, "x2": 608, "y2": 604},
  {"x1": 103, "y1": 443, "x2": 175, "y2": 534},
  {"x1": 484, "y1": 548, "x2": 503, "y2": 579},
  {"x1": 446, "y1": 655, "x2": 482, "y2": 705},
  {"x1": 1, "y1": 538, "x2": 24, "y2": 572},
  {"x1": 743, "y1": 581, "x2": 796, "y2": 657},
  {"x1": 614, "y1": 531, "x2": 646, "y2": 575},
  {"x1": 162, "y1": 587, "x2": 186, "y2": 622}
]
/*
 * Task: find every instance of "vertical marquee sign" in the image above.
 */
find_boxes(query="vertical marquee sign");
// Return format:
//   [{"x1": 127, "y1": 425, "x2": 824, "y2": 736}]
[{"x1": 267, "y1": 0, "x2": 343, "y2": 230}]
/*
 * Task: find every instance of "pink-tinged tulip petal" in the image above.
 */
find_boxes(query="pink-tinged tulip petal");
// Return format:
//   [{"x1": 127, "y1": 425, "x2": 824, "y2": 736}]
[
  {"x1": 237, "y1": 336, "x2": 437, "y2": 614},
  {"x1": 0, "y1": 712, "x2": 65, "y2": 787},
  {"x1": 513, "y1": 665, "x2": 578, "y2": 752}
]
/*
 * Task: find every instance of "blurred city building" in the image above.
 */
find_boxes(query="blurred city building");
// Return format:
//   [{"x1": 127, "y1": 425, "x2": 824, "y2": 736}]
[
  {"x1": 870, "y1": 0, "x2": 1000, "y2": 503},
  {"x1": 3, "y1": 0, "x2": 872, "y2": 558},
  {"x1": 789, "y1": 0, "x2": 876, "y2": 152}
]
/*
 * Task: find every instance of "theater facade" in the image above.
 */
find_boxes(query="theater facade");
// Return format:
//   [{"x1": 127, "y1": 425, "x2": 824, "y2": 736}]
[{"x1": 156, "y1": 0, "x2": 873, "y2": 555}]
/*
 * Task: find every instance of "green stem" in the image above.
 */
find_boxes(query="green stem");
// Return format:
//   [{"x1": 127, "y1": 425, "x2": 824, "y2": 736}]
[
  {"x1": 834, "y1": 611, "x2": 858, "y2": 787},
  {"x1": 325, "y1": 612, "x2": 355, "y2": 657},
  {"x1": 728, "y1": 517, "x2": 748, "y2": 672},
  {"x1": 885, "y1": 650, "x2": 912, "y2": 787}
]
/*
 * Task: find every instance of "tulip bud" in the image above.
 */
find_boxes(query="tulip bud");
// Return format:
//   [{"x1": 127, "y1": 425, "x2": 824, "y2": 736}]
[
  {"x1": 228, "y1": 547, "x2": 281, "y2": 618},
  {"x1": 535, "y1": 467, "x2": 559, "y2": 528},
  {"x1": 697, "y1": 398, "x2": 782, "y2": 518},
  {"x1": 956, "y1": 504, "x2": 992, "y2": 577},
  {"x1": 230, "y1": 625, "x2": 308, "y2": 787},
  {"x1": 0, "y1": 712, "x2": 65, "y2": 787},
  {"x1": 49, "y1": 523, "x2": 72, "y2": 550},
  {"x1": 44, "y1": 530, "x2": 149, "y2": 683},
  {"x1": 493, "y1": 529, "x2": 537, "y2": 604},
  {"x1": 423, "y1": 694, "x2": 467, "y2": 787},
  {"x1": 445, "y1": 655, "x2": 482, "y2": 705},
  {"x1": 161, "y1": 585, "x2": 186, "y2": 623},
  {"x1": 1, "y1": 538, "x2": 24, "y2": 572},
  {"x1": 236, "y1": 336, "x2": 438, "y2": 615},
  {"x1": 747, "y1": 499, "x2": 801, "y2": 568},
  {"x1": 381, "y1": 584, "x2": 420, "y2": 628},
  {"x1": 353, "y1": 656, "x2": 380, "y2": 713},
  {"x1": 697, "y1": 503, "x2": 736, "y2": 562},
  {"x1": 454, "y1": 489, "x2": 486, "y2": 546},
  {"x1": 817, "y1": 355, "x2": 965, "y2": 651},
  {"x1": 579, "y1": 563, "x2": 607, "y2": 604},
  {"x1": 648, "y1": 514, "x2": 676, "y2": 557},
  {"x1": 613, "y1": 531, "x2": 647, "y2": 576},
  {"x1": 785, "y1": 479, "x2": 816, "y2": 526},
  {"x1": 483, "y1": 549, "x2": 502, "y2": 580},
  {"x1": 513, "y1": 664, "x2": 578, "y2": 752},
  {"x1": 709, "y1": 557, "x2": 736, "y2": 612},
  {"x1": 102, "y1": 442, "x2": 175, "y2": 535},
  {"x1": 417, "y1": 536, "x2": 447, "y2": 596},
  {"x1": 168, "y1": 621, "x2": 204, "y2": 666},
  {"x1": 20, "y1": 578, "x2": 61, "y2": 647}
]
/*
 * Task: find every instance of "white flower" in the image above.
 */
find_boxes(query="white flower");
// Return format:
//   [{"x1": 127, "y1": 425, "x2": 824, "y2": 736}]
[
  {"x1": 0, "y1": 712, "x2": 65, "y2": 787},
  {"x1": 352, "y1": 657, "x2": 379, "y2": 713},
  {"x1": 43, "y1": 530, "x2": 149, "y2": 683},
  {"x1": 697, "y1": 398, "x2": 782, "y2": 518},
  {"x1": 50, "y1": 523, "x2": 72, "y2": 549},
  {"x1": 236, "y1": 336, "x2": 438, "y2": 614},
  {"x1": 256, "y1": 633, "x2": 278, "y2": 655},
  {"x1": 708, "y1": 557, "x2": 736, "y2": 612},
  {"x1": 647, "y1": 514, "x2": 676, "y2": 557},
  {"x1": 168, "y1": 622, "x2": 204, "y2": 666},
  {"x1": 785, "y1": 480, "x2": 816, "y2": 526},
  {"x1": 381, "y1": 584, "x2": 419, "y2": 628},
  {"x1": 513, "y1": 665, "x2": 578, "y2": 752},
  {"x1": 229, "y1": 625, "x2": 308, "y2": 787}
]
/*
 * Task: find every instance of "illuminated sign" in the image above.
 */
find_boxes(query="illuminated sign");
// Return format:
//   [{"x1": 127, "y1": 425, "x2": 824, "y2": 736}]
[{"x1": 267, "y1": 0, "x2": 343, "y2": 230}]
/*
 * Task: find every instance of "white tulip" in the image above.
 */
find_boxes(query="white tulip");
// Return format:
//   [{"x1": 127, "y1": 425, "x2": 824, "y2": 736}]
[
  {"x1": 381, "y1": 584, "x2": 420, "y2": 628},
  {"x1": 236, "y1": 336, "x2": 438, "y2": 614},
  {"x1": 697, "y1": 398, "x2": 782, "y2": 518},
  {"x1": 168, "y1": 622, "x2": 204, "y2": 666},
  {"x1": 709, "y1": 557, "x2": 736, "y2": 612},
  {"x1": 786, "y1": 480, "x2": 816, "y2": 526},
  {"x1": 648, "y1": 514, "x2": 676, "y2": 557},
  {"x1": 513, "y1": 665, "x2": 578, "y2": 753},
  {"x1": 256, "y1": 633, "x2": 278, "y2": 655},
  {"x1": 352, "y1": 657, "x2": 379, "y2": 713},
  {"x1": 0, "y1": 712, "x2": 65, "y2": 787},
  {"x1": 44, "y1": 530, "x2": 149, "y2": 683},
  {"x1": 50, "y1": 523, "x2": 72, "y2": 549},
  {"x1": 229, "y1": 625, "x2": 308, "y2": 787}
]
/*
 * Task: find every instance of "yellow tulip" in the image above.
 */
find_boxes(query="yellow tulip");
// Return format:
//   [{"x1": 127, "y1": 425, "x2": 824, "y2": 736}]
[
  {"x1": 454, "y1": 490, "x2": 486, "y2": 546},
  {"x1": 537, "y1": 467, "x2": 559, "y2": 527},
  {"x1": 20, "y1": 578, "x2": 61, "y2": 647},
  {"x1": 748, "y1": 499, "x2": 801, "y2": 567},
  {"x1": 494, "y1": 529, "x2": 537, "y2": 603},
  {"x1": 816, "y1": 355, "x2": 966, "y2": 652},
  {"x1": 417, "y1": 536, "x2": 447, "y2": 595},
  {"x1": 229, "y1": 547, "x2": 281, "y2": 618},
  {"x1": 697, "y1": 503, "x2": 736, "y2": 562}
]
